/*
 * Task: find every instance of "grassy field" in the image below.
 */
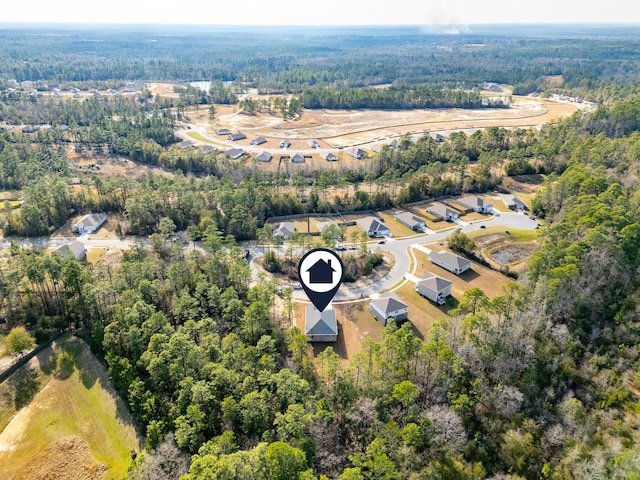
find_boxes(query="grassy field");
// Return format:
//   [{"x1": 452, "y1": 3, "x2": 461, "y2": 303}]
[
  {"x1": 0, "y1": 335, "x2": 141, "y2": 480},
  {"x1": 185, "y1": 131, "x2": 225, "y2": 147},
  {"x1": 466, "y1": 226, "x2": 541, "y2": 243}
]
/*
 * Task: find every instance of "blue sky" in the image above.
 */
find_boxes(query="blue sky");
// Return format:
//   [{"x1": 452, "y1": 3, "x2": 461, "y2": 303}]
[{"x1": 3, "y1": 0, "x2": 640, "y2": 25}]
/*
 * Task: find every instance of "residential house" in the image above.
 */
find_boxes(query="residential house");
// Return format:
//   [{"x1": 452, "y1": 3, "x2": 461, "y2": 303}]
[
  {"x1": 273, "y1": 222, "x2": 295, "y2": 240},
  {"x1": 251, "y1": 136, "x2": 267, "y2": 145},
  {"x1": 178, "y1": 140, "x2": 195, "y2": 149},
  {"x1": 456, "y1": 196, "x2": 493, "y2": 213},
  {"x1": 429, "y1": 132, "x2": 446, "y2": 142},
  {"x1": 280, "y1": 139, "x2": 291, "y2": 148},
  {"x1": 320, "y1": 151, "x2": 338, "y2": 162},
  {"x1": 415, "y1": 273, "x2": 452, "y2": 305},
  {"x1": 429, "y1": 251, "x2": 471, "y2": 275},
  {"x1": 72, "y1": 213, "x2": 107, "y2": 235},
  {"x1": 305, "y1": 306, "x2": 338, "y2": 342},
  {"x1": 356, "y1": 217, "x2": 390, "y2": 237},
  {"x1": 502, "y1": 194, "x2": 526, "y2": 211},
  {"x1": 370, "y1": 295, "x2": 409, "y2": 326},
  {"x1": 227, "y1": 133, "x2": 247, "y2": 141},
  {"x1": 291, "y1": 153, "x2": 305, "y2": 163},
  {"x1": 215, "y1": 128, "x2": 232, "y2": 135},
  {"x1": 394, "y1": 212, "x2": 426, "y2": 231},
  {"x1": 54, "y1": 240, "x2": 87, "y2": 260},
  {"x1": 256, "y1": 151, "x2": 272, "y2": 162},
  {"x1": 200, "y1": 145, "x2": 216, "y2": 154},
  {"x1": 427, "y1": 204, "x2": 459, "y2": 221},
  {"x1": 225, "y1": 148, "x2": 245, "y2": 160},
  {"x1": 308, "y1": 139, "x2": 320, "y2": 148},
  {"x1": 346, "y1": 148, "x2": 367, "y2": 159}
]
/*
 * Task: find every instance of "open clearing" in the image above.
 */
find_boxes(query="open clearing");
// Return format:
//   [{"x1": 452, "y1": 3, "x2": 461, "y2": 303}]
[{"x1": 0, "y1": 335, "x2": 141, "y2": 480}]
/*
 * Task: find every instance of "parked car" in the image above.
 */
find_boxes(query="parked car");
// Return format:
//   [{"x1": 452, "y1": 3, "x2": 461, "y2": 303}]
[
  {"x1": 378, "y1": 240, "x2": 386, "y2": 244},
  {"x1": 479, "y1": 225, "x2": 486, "y2": 229}
]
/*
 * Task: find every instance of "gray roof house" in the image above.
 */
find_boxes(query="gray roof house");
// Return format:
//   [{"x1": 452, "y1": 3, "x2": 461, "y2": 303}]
[
  {"x1": 346, "y1": 148, "x2": 368, "y2": 160},
  {"x1": 395, "y1": 212, "x2": 426, "y2": 231},
  {"x1": 370, "y1": 295, "x2": 409, "y2": 326},
  {"x1": 256, "y1": 151, "x2": 273, "y2": 162},
  {"x1": 72, "y1": 213, "x2": 107, "y2": 235},
  {"x1": 456, "y1": 196, "x2": 493, "y2": 213},
  {"x1": 251, "y1": 136, "x2": 267, "y2": 145},
  {"x1": 415, "y1": 273, "x2": 453, "y2": 305},
  {"x1": 429, "y1": 251, "x2": 472, "y2": 275},
  {"x1": 200, "y1": 145, "x2": 216, "y2": 154},
  {"x1": 356, "y1": 217, "x2": 390, "y2": 237},
  {"x1": 502, "y1": 194, "x2": 526, "y2": 210},
  {"x1": 320, "y1": 151, "x2": 338, "y2": 162},
  {"x1": 228, "y1": 133, "x2": 247, "y2": 141},
  {"x1": 316, "y1": 220, "x2": 338, "y2": 232},
  {"x1": 273, "y1": 222, "x2": 295, "y2": 239},
  {"x1": 291, "y1": 153, "x2": 305, "y2": 163},
  {"x1": 54, "y1": 240, "x2": 87, "y2": 260},
  {"x1": 429, "y1": 132, "x2": 446, "y2": 142},
  {"x1": 225, "y1": 148, "x2": 245, "y2": 160},
  {"x1": 308, "y1": 139, "x2": 320, "y2": 148},
  {"x1": 305, "y1": 306, "x2": 338, "y2": 342},
  {"x1": 178, "y1": 140, "x2": 195, "y2": 149},
  {"x1": 427, "y1": 204, "x2": 459, "y2": 221},
  {"x1": 280, "y1": 139, "x2": 291, "y2": 148},
  {"x1": 215, "y1": 128, "x2": 232, "y2": 135}
]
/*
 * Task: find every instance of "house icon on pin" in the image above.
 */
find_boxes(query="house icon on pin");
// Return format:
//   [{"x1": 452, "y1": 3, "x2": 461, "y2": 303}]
[{"x1": 307, "y1": 258, "x2": 336, "y2": 284}]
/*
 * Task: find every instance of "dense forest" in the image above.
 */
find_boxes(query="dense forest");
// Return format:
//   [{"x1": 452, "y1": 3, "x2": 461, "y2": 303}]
[
  {"x1": 2, "y1": 25, "x2": 640, "y2": 102},
  {"x1": 4, "y1": 24, "x2": 640, "y2": 479},
  {"x1": 1, "y1": 89, "x2": 640, "y2": 477}
]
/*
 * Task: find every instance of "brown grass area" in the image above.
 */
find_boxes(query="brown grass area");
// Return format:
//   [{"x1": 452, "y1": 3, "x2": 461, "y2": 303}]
[
  {"x1": 376, "y1": 210, "x2": 420, "y2": 238},
  {"x1": 394, "y1": 282, "x2": 454, "y2": 341}
]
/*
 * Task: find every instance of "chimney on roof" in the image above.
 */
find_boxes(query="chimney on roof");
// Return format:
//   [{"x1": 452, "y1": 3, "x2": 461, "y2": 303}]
[{"x1": 327, "y1": 259, "x2": 331, "y2": 268}]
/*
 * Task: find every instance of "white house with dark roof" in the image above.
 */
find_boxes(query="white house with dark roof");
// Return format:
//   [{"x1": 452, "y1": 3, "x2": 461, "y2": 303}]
[
  {"x1": 320, "y1": 151, "x2": 338, "y2": 162},
  {"x1": 427, "y1": 204, "x2": 459, "y2": 221},
  {"x1": 54, "y1": 240, "x2": 87, "y2": 260},
  {"x1": 225, "y1": 148, "x2": 245, "y2": 160},
  {"x1": 456, "y1": 196, "x2": 493, "y2": 213},
  {"x1": 227, "y1": 133, "x2": 247, "y2": 141},
  {"x1": 308, "y1": 139, "x2": 320, "y2": 148},
  {"x1": 429, "y1": 132, "x2": 446, "y2": 142},
  {"x1": 356, "y1": 217, "x2": 390, "y2": 237},
  {"x1": 273, "y1": 222, "x2": 295, "y2": 240},
  {"x1": 72, "y1": 213, "x2": 107, "y2": 235},
  {"x1": 501, "y1": 194, "x2": 526, "y2": 211},
  {"x1": 395, "y1": 211, "x2": 426, "y2": 231},
  {"x1": 251, "y1": 136, "x2": 267, "y2": 145},
  {"x1": 291, "y1": 153, "x2": 305, "y2": 163},
  {"x1": 305, "y1": 306, "x2": 338, "y2": 342},
  {"x1": 279, "y1": 139, "x2": 291, "y2": 148},
  {"x1": 346, "y1": 148, "x2": 367, "y2": 159},
  {"x1": 370, "y1": 295, "x2": 409, "y2": 326},
  {"x1": 415, "y1": 273, "x2": 452, "y2": 305},
  {"x1": 429, "y1": 251, "x2": 471, "y2": 275},
  {"x1": 256, "y1": 151, "x2": 272, "y2": 162}
]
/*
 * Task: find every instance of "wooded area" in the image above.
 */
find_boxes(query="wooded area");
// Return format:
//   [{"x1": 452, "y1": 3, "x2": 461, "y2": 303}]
[{"x1": 2, "y1": 25, "x2": 640, "y2": 479}]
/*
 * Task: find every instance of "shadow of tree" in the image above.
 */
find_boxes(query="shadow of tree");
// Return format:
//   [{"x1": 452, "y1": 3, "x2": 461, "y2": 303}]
[{"x1": 10, "y1": 367, "x2": 40, "y2": 409}]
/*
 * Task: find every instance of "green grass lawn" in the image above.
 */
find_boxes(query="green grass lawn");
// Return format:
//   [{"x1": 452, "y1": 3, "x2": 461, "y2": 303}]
[
  {"x1": 466, "y1": 226, "x2": 541, "y2": 242},
  {"x1": 186, "y1": 131, "x2": 225, "y2": 146},
  {"x1": 0, "y1": 335, "x2": 141, "y2": 480}
]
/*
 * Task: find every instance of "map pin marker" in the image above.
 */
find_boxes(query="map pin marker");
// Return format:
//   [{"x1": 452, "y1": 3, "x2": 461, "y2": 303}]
[{"x1": 298, "y1": 247, "x2": 344, "y2": 312}]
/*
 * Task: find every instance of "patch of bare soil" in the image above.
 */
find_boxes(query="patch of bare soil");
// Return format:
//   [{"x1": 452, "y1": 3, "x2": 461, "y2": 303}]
[
  {"x1": 476, "y1": 234, "x2": 538, "y2": 272},
  {"x1": 503, "y1": 174, "x2": 545, "y2": 194},
  {"x1": 489, "y1": 243, "x2": 537, "y2": 266},
  {"x1": 11, "y1": 436, "x2": 106, "y2": 480}
]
